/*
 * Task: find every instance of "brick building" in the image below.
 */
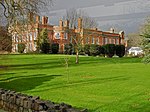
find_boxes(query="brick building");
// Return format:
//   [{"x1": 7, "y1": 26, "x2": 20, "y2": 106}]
[{"x1": 11, "y1": 15, "x2": 126, "y2": 53}]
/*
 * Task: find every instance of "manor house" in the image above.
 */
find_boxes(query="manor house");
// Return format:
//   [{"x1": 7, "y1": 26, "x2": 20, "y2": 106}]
[{"x1": 11, "y1": 14, "x2": 126, "y2": 53}]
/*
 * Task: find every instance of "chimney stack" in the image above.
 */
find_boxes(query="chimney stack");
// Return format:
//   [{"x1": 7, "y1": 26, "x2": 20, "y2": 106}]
[
  {"x1": 64, "y1": 20, "x2": 69, "y2": 28},
  {"x1": 59, "y1": 19, "x2": 63, "y2": 28},
  {"x1": 78, "y1": 17, "x2": 82, "y2": 29},
  {"x1": 36, "y1": 15, "x2": 40, "y2": 23},
  {"x1": 42, "y1": 16, "x2": 48, "y2": 24},
  {"x1": 28, "y1": 12, "x2": 34, "y2": 22},
  {"x1": 110, "y1": 28, "x2": 114, "y2": 33}
]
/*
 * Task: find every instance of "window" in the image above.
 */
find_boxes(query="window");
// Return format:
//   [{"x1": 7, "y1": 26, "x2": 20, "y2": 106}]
[
  {"x1": 55, "y1": 32, "x2": 60, "y2": 39},
  {"x1": 34, "y1": 32, "x2": 37, "y2": 40},
  {"x1": 116, "y1": 39, "x2": 119, "y2": 45},
  {"x1": 26, "y1": 33, "x2": 29, "y2": 41},
  {"x1": 70, "y1": 37, "x2": 72, "y2": 43},
  {"x1": 16, "y1": 35, "x2": 19, "y2": 43},
  {"x1": 16, "y1": 44, "x2": 18, "y2": 51},
  {"x1": 64, "y1": 32, "x2": 68, "y2": 39},
  {"x1": 105, "y1": 38, "x2": 108, "y2": 44},
  {"x1": 13, "y1": 34, "x2": 15, "y2": 42},
  {"x1": 29, "y1": 33, "x2": 32, "y2": 41},
  {"x1": 92, "y1": 37, "x2": 95, "y2": 44},
  {"x1": 86, "y1": 37, "x2": 89, "y2": 44},
  {"x1": 111, "y1": 39, "x2": 114, "y2": 44},
  {"x1": 96, "y1": 38, "x2": 99, "y2": 44},
  {"x1": 29, "y1": 43, "x2": 32, "y2": 51},
  {"x1": 109, "y1": 38, "x2": 111, "y2": 44}
]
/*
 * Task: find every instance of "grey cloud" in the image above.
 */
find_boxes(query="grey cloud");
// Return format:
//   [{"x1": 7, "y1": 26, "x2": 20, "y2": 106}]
[
  {"x1": 50, "y1": 0, "x2": 135, "y2": 11},
  {"x1": 93, "y1": 12, "x2": 150, "y2": 21}
]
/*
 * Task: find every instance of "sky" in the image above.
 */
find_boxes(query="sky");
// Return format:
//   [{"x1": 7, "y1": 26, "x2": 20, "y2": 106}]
[{"x1": 40, "y1": 0, "x2": 150, "y2": 34}]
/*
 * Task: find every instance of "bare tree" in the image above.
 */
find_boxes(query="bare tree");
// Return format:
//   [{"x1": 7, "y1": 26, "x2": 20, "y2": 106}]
[
  {"x1": 63, "y1": 9, "x2": 98, "y2": 64},
  {"x1": 0, "y1": 0, "x2": 53, "y2": 53},
  {"x1": 127, "y1": 32, "x2": 144, "y2": 48},
  {"x1": 63, "y1": 8, "x2": 98, "y2": 29},
  {"x1": 0, "y1": 0, "x2": 53, "y2": 25},
  {"x1": 0, "y1": 26, "x2": 12, "y2": 53}
]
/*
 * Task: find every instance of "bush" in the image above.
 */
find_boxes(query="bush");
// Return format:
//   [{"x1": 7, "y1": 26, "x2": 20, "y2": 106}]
[
  {"x1": 64, "y1": 44, "x2": 73, "y2": 55},
  {"x1": 89, "y1": 44, "x2": 101, "y2": 56},
  {"x1": 51, "y1": 43, "x2": 59, "y2": 54},
  {"x1": 116, "y1": 45, "x2": 125, "y2": 57},
  {"x1": 104, "y1": 44, "x2": 116, "y2": 58},
  {"x1": 40, "y1": 43, "x2": 50, "y2": 54},
  {"x1": 84, "y1": 44, "x2": 90, "y2": 55},
  {"x1": 18, "y1": 43, "x2": 25, "y2": 53}
]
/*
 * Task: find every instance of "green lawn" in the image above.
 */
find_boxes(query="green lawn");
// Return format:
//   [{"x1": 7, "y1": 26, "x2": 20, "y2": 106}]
[{"x1": 0, "y1": 54, "x2": 150, "y2": 112}]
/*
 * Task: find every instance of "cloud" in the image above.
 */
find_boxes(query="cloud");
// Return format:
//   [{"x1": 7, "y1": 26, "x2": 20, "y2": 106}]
[{"x1": 93, "y1": 12, "x2": 150, "y2": 21}]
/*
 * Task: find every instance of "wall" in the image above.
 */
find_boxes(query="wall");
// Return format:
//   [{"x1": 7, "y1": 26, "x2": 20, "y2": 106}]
[{"x1": 0, "y1": 88, "x2": 87, "y2": 112}]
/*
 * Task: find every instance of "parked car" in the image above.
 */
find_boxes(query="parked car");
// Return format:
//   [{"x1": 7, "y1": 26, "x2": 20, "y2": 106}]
[{"x1": 128, "y1": 47, "x2": 143, "y2": 56}]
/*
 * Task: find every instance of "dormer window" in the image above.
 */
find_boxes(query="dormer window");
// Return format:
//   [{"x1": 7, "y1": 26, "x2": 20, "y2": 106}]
[{"x1": 55, "y1": 32, "x2": 60, "y2": 39}]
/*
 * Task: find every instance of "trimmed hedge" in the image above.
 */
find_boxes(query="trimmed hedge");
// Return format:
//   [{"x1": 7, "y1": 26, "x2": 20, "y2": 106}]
[
  {"x1": 51, "y1": 43, "x2": 59, "y2": 54},
  {"x1": 116, "y1": 45, "x2": 125, "y2": 57},
  {"x1": 40, "y1": 42, "x2": 51, "y2": 54},
  {"x1": 103, "y1": 44, "x2": 116, "y2": 58}
]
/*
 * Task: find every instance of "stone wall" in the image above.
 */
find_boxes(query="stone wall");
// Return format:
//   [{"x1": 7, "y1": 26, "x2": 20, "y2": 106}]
[{"x1": 0, "y1": 88, "x2": 87, "y2": 112}]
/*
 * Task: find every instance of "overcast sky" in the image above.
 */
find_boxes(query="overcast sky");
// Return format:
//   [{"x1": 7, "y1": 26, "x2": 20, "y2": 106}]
[{"x1": 40, "y1": 0, "x2": 150, "y2": 34}]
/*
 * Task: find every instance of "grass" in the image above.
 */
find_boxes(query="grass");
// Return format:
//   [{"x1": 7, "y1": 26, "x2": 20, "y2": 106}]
[{"x1": 0, "y1": 54, "x2": 150, "y2": 112}]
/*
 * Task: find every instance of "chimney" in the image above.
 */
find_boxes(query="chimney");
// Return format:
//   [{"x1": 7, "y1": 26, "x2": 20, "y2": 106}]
[
  {"x1": 42, "y1": 16, "x2": 48, "y2": 24},
  {"x1": 78, "y1": 17, "x2": 82, "y2": 29},
  {"x1": 36, "y1": 15, "x2": 40, "y2": 23},
  {"x1": 59, "y1": 19, "x2": 63, "y2": 28},
  {"x1": 64, "y1": 20, "x2": 69, "y2": 28},
  {"x1": 119, "y1": 31, "x2": 124, "y2": 39},
  {"x1": 28, "y1": 12, "x2": 34, "y2": 22},
  {"x1": 110, "y1": 28, "x2": 114, "y2": 33}
]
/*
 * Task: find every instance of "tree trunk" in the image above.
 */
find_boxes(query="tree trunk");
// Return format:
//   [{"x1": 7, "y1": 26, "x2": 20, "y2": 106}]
[{"x1": 76, "y1": 51, "x2": 79, "y2": 64}]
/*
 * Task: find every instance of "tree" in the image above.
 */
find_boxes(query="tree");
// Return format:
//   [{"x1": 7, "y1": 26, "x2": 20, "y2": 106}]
[
  {"x1": 37, "y1": 28, "x2": 50, "y2": 53},
  {"x1": 0, "y1": 0, "x2": 53, "y2": 25},
  {"x1": 127, "y1": 33, "x2": 143, "y2": 48},
  {"x1": 141, "y1": 17, "x2": 150, "y2": 63},
  {"x1": 0, "y1": 0, "x2": 53, "y2": 54},
  {"x1": 63, "y1": 9, "x2": 98, "y2": 64},
  {"x1": 63, "y1": 8, "x2": 98, "y2": 29},
  {"x1": 116, "y1": 45, "x2": 125, "y2": 57},
  {"x1": 18, "y1": 43, "x2": 25, "y2": 53},
  {"x1": 0, "y1": 26, "x2": 12, "y2": 53}
]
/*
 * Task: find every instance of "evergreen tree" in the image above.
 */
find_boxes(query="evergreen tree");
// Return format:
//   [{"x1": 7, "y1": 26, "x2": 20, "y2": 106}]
[
  {"x1": 37, "y1": 28, "x2": 50, "y2": 54},
  {"x1": 141, "y1": 18, "x2": 150, "y2": 63}
]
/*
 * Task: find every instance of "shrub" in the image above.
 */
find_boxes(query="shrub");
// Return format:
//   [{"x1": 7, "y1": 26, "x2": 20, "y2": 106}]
[
  {"x1": 104, "y1": 44, "x2": 116, "y2": 58},
  {"x1": 18, "y1": 43, "x2": 25, "y2": 53},
  {"x1": 64, "y1": 44, "x2": 73, "y2": 55},
  {"x1": 84, "y1": 44, "x2": 90, "y2": 55},
  {"x1": 51, "y1": 43, "x2": 59, "y2": 54},
  {"x1": 116, "y1": 45, "x2": 125, "y2": 57},
  {"x1": 90, "y1": 44, "x2": 101, "y2": 56},
  {"x1": 40, "y1": 43, "x2": 50, "y2": 54}
]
